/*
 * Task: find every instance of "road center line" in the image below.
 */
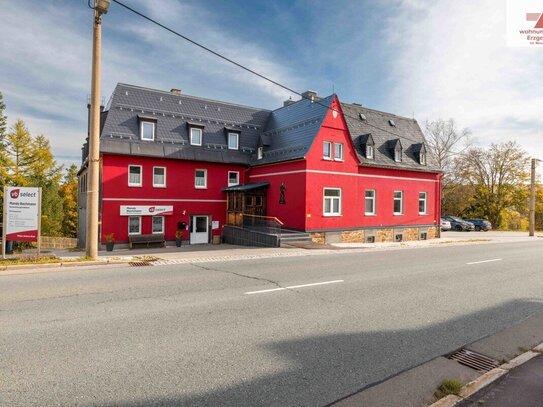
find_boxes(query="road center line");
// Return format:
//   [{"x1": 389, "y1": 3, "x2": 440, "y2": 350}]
[
  {"x1": 466, "y1": 258, "x2": 503, "y2": 265},
  {"x1": 244, "y1": 280, "x2": 344, "y2": 295}
]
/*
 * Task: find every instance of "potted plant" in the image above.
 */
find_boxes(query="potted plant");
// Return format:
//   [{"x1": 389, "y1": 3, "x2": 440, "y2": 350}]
[
  {"x1": 175, "y1": 230, "x2": 183, "y2": 247},
  {"x1": 105, "y1": 233, "x2": 115, "y2": 252}
]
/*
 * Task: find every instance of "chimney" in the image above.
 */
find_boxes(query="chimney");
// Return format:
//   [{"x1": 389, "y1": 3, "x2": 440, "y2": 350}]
[
  {"x1": 283, "y1": 97, "x2": 295, "y2": 107},
  {"x1": 170, "y1": 88, "x2": 182, "y2": 96},
  {"x1": 301, "y1": 90, "x2": 319, "y2": 102}
]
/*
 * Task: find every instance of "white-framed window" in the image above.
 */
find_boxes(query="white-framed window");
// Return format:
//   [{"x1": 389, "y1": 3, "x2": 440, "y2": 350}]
[
  {"x1": 323, "y1": 141, "x2": 332, "y2": 160},
  {"x1": 190, "y1": 127, "x2": 202, "y2": 146},
  {"x1": 128, "y1": 165, "x2": 142, "y2": 187},
  {"x1": 140, "y1": 121, "x2": 155, "y2": 141},
  {"x1": 394, "y1": 147, "x2": 402, "y2": 162},
  {"x1": 128, "y1": 216, "x2": 141, "y2": 235},
  {"x1": 228, "y1": 171, "x2": 239, "y2": 187},
  {"x1": 420, "y1": 151, "x2": 427, "y2": 165},
  {"x1": 152, "y1": 216, "x2": 164, "y2": 234},
  {"x1": 153, "y1": 166, "x2": 166, "y2": 188},
  {"x1": 366, "y1": 144, "x2": 374, "y2": 159},
  {"x1": 228, "y1": 132, "x2": 239, "y2": 150},
  {"x1": 257, "y1": 146, "x2": 263, "y2": 160},
  {"x1": 393, "y1": 191, "x2": 403, "y2": 215},
  {"x1": 365, "y1": 190, "x2": 376, "y2": 215},
  {"x1": 334, "y1": 143, "x2": 344, "y2": 161},
  {"x1": 323, "y1": 188, "x2": 342, "y2": 216},
  {"x1": 195, "y1": 169, "x2": 207, "y2": 189},
  {"x1": 419, "y1": 192, "x2": 427, "y2": 215}
]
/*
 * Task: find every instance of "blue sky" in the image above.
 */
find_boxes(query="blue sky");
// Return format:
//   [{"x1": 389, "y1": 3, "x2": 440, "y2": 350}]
[{"x1": 1, "y1": 0, "x2": 542, "y2": 167}]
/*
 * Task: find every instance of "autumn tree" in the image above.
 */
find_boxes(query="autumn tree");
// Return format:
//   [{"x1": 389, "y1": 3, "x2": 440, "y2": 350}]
[
  {"x1": 59, "y1": 164, "x2": 79, "y2": 238},
  {"x1": 454, "y1": 141, "x2": 530, "y2": 227},
  {"x1": 0, "y1": 92, "x2": 8, "y2": 187},
  {"x1": 5, "y1": 119, "x2": 36, "y2": 186}
]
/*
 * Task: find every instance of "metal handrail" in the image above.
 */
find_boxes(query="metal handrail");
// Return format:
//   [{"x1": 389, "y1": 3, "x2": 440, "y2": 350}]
[{"x1": 241, "y1": 214, "x2": 284, "y2": 226}]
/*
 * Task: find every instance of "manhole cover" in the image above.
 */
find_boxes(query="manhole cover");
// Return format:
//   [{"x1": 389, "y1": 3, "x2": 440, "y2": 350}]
[{"x1": 448, "y1": 348, "x2": 500, "y2": 372}]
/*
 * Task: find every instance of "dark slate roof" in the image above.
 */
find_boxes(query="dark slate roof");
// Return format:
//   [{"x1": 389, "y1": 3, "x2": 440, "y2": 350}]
[
  {"x1": 99, "y1": 83, "x2": 270, "y2": 165},
  {"x1": 222, "y1": 182, "x2": 270, "y2": 192},
  {"x1": 251, "y1": 95, "x2": 334, "y2": 165},
  {"x1": 340, "y1": 103, "x2": 440, "y2": 172}
]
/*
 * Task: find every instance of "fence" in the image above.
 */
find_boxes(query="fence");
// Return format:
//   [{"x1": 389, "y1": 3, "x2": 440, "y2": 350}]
[{"x1": 222, "y1": 225, "x2": 280, "y2": 248}]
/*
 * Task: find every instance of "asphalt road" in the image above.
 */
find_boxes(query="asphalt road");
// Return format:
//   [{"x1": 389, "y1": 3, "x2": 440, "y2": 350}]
[{"x1": 2, "y1": 240, "x2": 543, "y2": 406}]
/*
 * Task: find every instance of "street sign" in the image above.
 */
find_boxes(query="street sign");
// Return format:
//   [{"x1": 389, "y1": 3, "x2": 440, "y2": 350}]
[{"x1": 2, "y1": 187, "x2": 42, "y2": 259}]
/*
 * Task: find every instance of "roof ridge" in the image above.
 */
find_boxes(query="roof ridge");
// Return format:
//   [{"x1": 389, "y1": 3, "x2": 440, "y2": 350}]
[
  {"x1": 341, "y1": 101, "x2": 417, "y2": 122},
  {"x1": 270, "y1": 93, "x2": 335, "y2": 113},
  {"x1": 116, "y1": 83, "x2": 271, "y2": 112}
]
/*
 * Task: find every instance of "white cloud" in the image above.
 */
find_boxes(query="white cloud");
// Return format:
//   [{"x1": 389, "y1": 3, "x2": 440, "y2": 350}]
[{"x1": 383, "y1": 0, "x2": 543, "y2": 158}]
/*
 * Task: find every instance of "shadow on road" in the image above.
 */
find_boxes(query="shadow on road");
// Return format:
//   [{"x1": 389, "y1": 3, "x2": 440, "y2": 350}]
[{"x1": 96, "y1": 299, "x2": 543, "y2": 407}]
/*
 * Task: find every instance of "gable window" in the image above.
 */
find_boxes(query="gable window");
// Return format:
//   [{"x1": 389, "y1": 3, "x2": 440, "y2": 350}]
[
  {"x1": 128, "y1": 216, "x2": 141, "y2": 235},
  {"x1": 394, "y1": 146, "x2": 402, "y2": 162},
  {"x1": 393, "y1": 191, "x2": 403, "y2": 215},
  {"x1": 365, "y1": 190, "x2": 376, "y2": 215},
  {"x1": 323, "y1": 141, "x2": 332, "y2": 160},
  {"x1": 257, "y1": 146, "x2": 263, "y2": 160},
  {"x1": 334, "y1": 143, "x2": 344, "y2": 161},
  {"x1": 190, "y1": 127, "x2": 202, "y2": 146},
  {"x1": 228, "y1": 171, "x2": 239, "y2": 187},
  {"x1": 152, "y1": 216, "x2": 164, "y2": 234},
  {"x1": 128, "y1": 165, "x2": 142, "y2": 187},
  {"x1": 195, "y1": 169, "x2": 207, "y2": 189},
  {"x1": 419, "y1": 192, "x2": 427, "y2": 215},
  {"x1": 323, "y1": 188, "x2": 341, "y2": 216},
  {"x1": 140, "y1": 121, "x2": 155, "y2": 141},
  {"x1": 153, "y1": 167, "x2": 166, "y2": 188},
  {"x1": 366, "y1": 144, "x2": 374, "y2": 159},
  {"x1": 228, "y1": 132, "x2": 239, "y2": 150}
]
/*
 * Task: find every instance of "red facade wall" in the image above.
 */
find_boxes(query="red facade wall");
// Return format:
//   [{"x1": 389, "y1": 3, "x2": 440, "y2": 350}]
[{"x1": 100, "y1": 154, "x2": 245, "y2": 243}]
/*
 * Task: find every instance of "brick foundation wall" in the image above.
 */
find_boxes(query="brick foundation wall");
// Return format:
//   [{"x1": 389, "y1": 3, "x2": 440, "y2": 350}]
[
  {"x1": 311, "y1": 226, "x2": 439, "y2": 244},
  {"x1": 341, "y1": 230, "x2": 365, "y2": 243},
  {"x1": 40, "y1": 236, "x2": 78, "y2": 249}
]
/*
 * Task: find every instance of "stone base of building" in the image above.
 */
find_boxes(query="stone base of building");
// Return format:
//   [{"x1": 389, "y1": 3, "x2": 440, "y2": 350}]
[{"x1": 310, "y1": 226, "x2": 440, "y2": 244}]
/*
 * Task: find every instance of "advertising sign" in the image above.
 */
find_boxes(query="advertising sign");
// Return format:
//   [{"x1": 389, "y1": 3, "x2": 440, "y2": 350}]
[{"x1": 120, "y1": 205, "x2": 173, "y2": 216}]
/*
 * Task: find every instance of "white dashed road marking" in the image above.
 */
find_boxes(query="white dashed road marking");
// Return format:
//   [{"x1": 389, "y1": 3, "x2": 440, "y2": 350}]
[
  {"x1": 466, "y1": 258, "x2": 502, "y2": 265},
  {"x1": 244, "y1": 280, "x2": 344, "y2": 295}
]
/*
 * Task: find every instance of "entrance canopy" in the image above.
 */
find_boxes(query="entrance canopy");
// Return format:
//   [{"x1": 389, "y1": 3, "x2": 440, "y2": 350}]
[{"x1": 222, "y1": 182, "x2": 270, "y2": 192}]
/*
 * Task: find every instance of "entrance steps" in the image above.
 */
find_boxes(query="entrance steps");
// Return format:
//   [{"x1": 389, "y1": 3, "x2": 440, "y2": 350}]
[{"x1": 280, "y1": 229, "x2": 313, "y2": 247}]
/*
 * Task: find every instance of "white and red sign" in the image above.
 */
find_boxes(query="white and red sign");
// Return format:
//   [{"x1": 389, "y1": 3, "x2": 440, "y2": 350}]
[
  {"x1": 120, "y1": 205, "x2": 173, "y2": 216},
  {"x1": 3, "y1": 187, "x2": 41, "y2": 242}
]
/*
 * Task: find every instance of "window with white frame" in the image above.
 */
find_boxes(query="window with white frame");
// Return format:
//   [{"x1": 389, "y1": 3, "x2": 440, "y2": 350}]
[
  {"x1": 128, "y1": 216, "x2": 141, "y2": 235},
  {"x1": 323, "y1": 141, "x2": 332, "y2": 160},
  {"x1": 228, "y1": 171, "x2": 239, "y2": 187},
  {"x1": 228, "y1": 132, "x2": 239, "y2": 150},
  {"x1": 153, "y1": 167, "x2": 166, "y2": 187},
  {"x1": 323, "y1": 188, "x2": 342, "y2": 216},
  {"x1": 190, "y1": 127, "x2": 202, "y2": 146},
  {"x1": 366, "y1": 144, "x2": 374, "y2": 159},
  {"x1": 195, "y1": 169, "x2": 207, "y2": 188},
  {"x1": 394, "y1": 146, "x2": 402, "y2": 162},
  {"x1": 419, "y1": 192, "x2": 427, "y2": 215},
  {"x1": 257, "y1": 146, "x2": 263, "y2": 160},
  {"x1": 420, "y1": 151, "x2": 427, "y2": 165},
  {"x1": 140, "y1": 121, "x2": 155, "y2": 141},
  {"x1": 152, "y1": 216, "x2": 164, "y2": 234},
  {"x1": 128, "y1": 165, "x2": 142, "y2": 187},
  {"x1": 334, "y1": 143, "x2": 344, "y2": 161},
  {"x1": 365, "y1": 190, "x2": 376, "y2": 215},
  {"x1": 393, "y1": 191, "x2": 403, "y2": 215}
]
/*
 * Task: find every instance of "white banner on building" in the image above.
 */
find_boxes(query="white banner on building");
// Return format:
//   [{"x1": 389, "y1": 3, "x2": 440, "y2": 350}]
[{"x1": 120, "y1": 205, "x2": 173, "y2": 216}]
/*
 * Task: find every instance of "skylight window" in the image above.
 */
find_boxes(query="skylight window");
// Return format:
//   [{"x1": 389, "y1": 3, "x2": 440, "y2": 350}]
[
  {"x1": 389, "y1": 119, "x2": 396, "y2": 127},
  {"x1": 359, "y1": 113, "x2": 367, "y2": 121}
]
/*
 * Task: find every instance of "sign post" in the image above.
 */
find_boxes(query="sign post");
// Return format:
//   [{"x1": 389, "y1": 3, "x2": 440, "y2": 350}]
[{"x1": 2, "y1": 187, "x2": 42, "y2": 259}]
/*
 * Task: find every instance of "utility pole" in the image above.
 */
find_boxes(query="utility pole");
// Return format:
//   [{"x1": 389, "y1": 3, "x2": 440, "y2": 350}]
[
  {"x1": 529, "y1": 158, "x2": 540, "y2": 237},
  {"x1": 86, "y1": 0, "x2": 110, "y2": 259}
]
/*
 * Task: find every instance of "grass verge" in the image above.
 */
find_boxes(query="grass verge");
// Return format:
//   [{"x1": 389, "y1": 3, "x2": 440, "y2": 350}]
[{"x1": 434, "y1": 379, "x2": 464, "y2": 399}]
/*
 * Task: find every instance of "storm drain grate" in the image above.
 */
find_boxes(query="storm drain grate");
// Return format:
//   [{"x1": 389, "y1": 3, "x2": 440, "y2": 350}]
[
  {"x1": 447, "y1": 349, "x2": 500, "y2": 372},
  {"x1": 129, "y1": 261, "x2": 152, "y2": 267}
]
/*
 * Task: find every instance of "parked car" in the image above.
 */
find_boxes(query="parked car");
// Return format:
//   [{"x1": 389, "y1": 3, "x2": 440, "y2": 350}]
[
  {"x1": 465, "y1": 218, "x2": 492, "y2": 231},
  {"x1": 441, "y1": 216, "x2": 475, "y2": 231},
  {"x1": 440, "y1": 218, "x2": 451, "y2": 231}
]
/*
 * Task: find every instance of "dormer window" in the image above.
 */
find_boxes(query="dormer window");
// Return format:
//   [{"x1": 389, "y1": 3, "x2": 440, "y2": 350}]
[
  {"x1": 190, "y1": 127, "x2": 202, "y2": 146},
  {"x1": 140, "y1": 121, "x2": 155, "y2": 141},
  {"x1": 420, "y1": 151, "x2": 427, "y2": 165},
  {"x1": 228, "y1": 132, "x2": 239, "y2": 150},
  {"x1": 416, "y1": 143, "x2": 427, "y2": 165},
  {"x1": 366, "y1": 144, "x2": 374, "y2": 159},
  {"x1": 394, "y1": 146, "x2": 402, "y2": 162},
  {"x1": 257, "y1": 146, "x2": 263, "y2": 160}
]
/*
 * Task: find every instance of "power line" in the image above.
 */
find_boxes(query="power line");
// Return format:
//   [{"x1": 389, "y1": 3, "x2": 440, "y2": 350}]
[{"x1": 110, "y1": 0, "x2": 434, "y2": 151}]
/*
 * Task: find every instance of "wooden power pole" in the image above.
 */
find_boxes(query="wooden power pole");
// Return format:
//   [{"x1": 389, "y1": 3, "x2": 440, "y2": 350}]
[{"x1": 529, "y1": 158, "x2": 538, "y2": 237}]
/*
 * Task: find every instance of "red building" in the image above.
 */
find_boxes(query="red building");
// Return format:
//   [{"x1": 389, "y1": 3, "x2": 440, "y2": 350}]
[{"x1": 78, "y1": 84, "x2": 441, "y2": 248}]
